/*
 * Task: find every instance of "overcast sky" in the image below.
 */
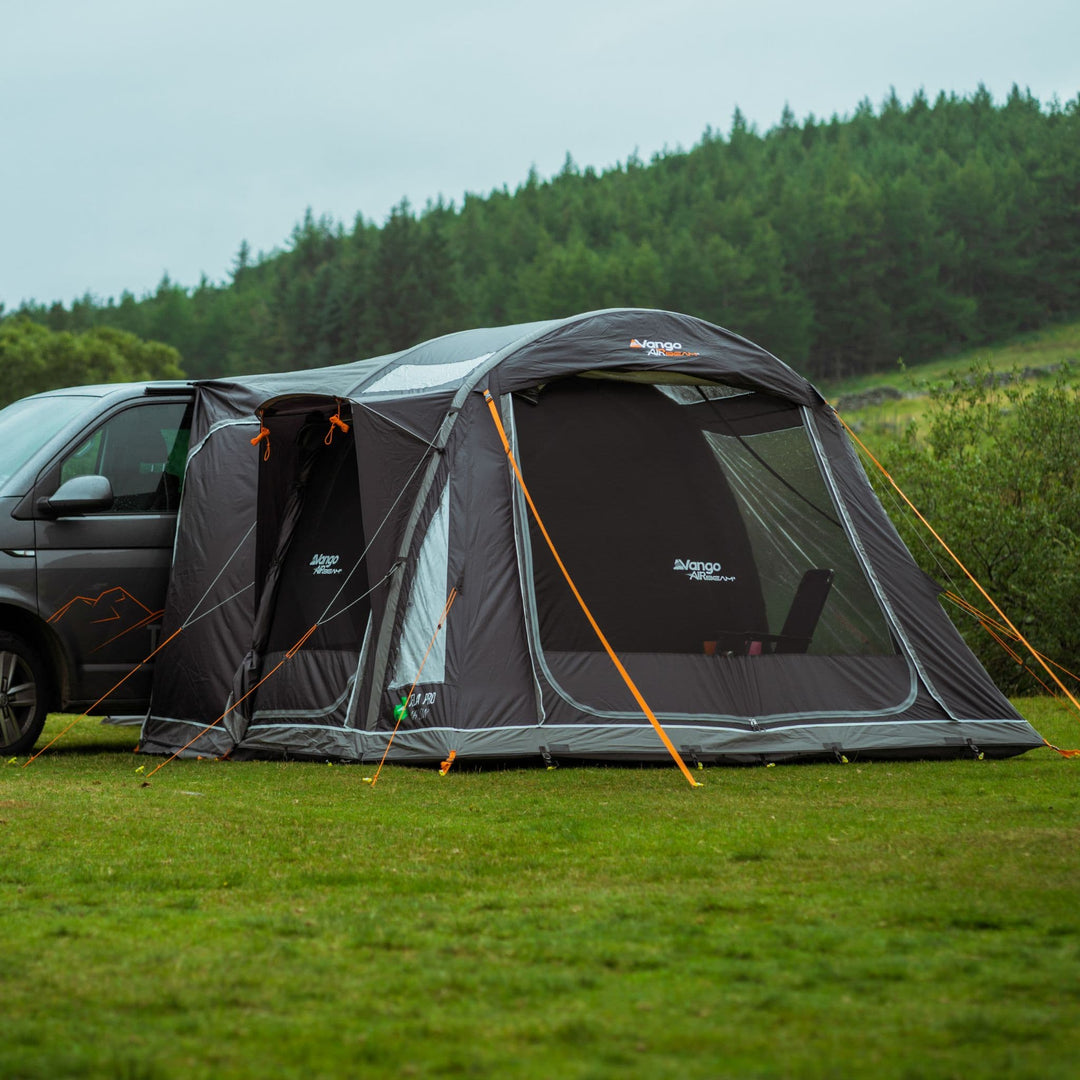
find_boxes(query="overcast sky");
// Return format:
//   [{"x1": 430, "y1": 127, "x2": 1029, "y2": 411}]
[{"x1": 2, "y1": 0, "x2": 1077, "y2": 311}]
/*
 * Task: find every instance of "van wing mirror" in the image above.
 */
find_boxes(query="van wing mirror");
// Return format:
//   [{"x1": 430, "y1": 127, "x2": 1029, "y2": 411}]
[{"x1": 37, "y1": 475, "x2": 115, "y2": 518}]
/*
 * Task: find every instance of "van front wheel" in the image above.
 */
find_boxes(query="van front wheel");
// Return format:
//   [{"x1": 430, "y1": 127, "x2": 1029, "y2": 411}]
[{"x1": 0, "y1": 632, "x2": 49, "y2": 756}]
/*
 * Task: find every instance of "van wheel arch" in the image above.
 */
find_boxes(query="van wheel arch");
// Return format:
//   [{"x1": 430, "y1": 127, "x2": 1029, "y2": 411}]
[
  {"x1": 0, "y1": 607, "x2": 64, "y2": 713},
  {"x1": 0, "y1": 630, "x2": 52, "y2": 755}
]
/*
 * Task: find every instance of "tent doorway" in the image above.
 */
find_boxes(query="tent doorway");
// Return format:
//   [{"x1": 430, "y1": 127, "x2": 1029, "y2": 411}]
[
  {"x1": 244, "y1": 402, "x2": 371, "y2": 737},
  {"x1": 511, "y1": 377, "x2": 910, "y2": 723}
]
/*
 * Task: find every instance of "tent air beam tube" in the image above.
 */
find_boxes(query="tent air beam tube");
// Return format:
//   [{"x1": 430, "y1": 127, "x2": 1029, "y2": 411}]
[{"x1": 482, "y1": 388, "x2": 702, "y2": 789}]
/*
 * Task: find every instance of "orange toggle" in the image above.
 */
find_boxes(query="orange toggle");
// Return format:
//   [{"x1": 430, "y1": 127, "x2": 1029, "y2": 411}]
[
  {"x1": 439, "y1": 750, "x2": 457, "y2": 775},
  {"x1": 325, "y1": 413, "x2": 350, "y2": 445},
  {"x1": 251, "y1": 425, "x2": 271, "y2": 461}
]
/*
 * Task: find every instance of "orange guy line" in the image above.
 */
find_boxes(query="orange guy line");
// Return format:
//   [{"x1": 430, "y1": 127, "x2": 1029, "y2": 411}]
[
  {"x1": 837, "y1": 411, "x2": 1080, "y2": 726},
  {"x1": 23, "y1": 627, "x2": 183, "y2": 766},
  {"x1": 483, "y1": 389, "x2": 701, "y2": 789},
  {"x1": 143, "y1": 623, "x2": 319, "y2": 778},
  {"x1": 369, "y1": 588, "x2": 458, "y2": 787}
]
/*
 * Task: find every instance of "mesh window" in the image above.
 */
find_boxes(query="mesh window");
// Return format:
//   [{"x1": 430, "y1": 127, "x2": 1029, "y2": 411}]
[{"x1": 705, "y1": 426, "x2": 895, "y2": 655}]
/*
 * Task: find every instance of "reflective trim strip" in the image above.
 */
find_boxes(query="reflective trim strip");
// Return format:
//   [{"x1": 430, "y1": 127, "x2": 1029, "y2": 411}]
[
  {"x1": 238, "y1": 722, "x2": 358, "y2": 733},
  {"x1": 362, "y1": 713, "x2": 1022, "y2": 738},
  {"x1": 186, "y1": 417, "x2": 259, "y2": 462},
  {"x1": 173, "y1": 417, "x2": 260, "y2": 565},
  {"x1": 250, "y1": 675, "x2": 354, "y2": 722},
  {"x1": 527, "y1": 653, "x2": 918, "y2": 727},
  {"x1": 362, "y1": 717, "x2": 1042, "y2": 764},
  {"x1": 344, "y1": 612, "x2": 373, "y2": 729}
]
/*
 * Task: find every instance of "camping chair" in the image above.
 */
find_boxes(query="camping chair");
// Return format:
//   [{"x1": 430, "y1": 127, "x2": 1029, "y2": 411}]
[
  {"x1": 706, "y1": 568, "x2": 835, "y2": 656},
  {"x1": 771, "y1": 568, "x2": 835, "y2": 653}
]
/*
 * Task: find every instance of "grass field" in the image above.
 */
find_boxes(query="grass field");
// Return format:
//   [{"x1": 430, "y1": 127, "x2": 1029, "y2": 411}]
[
  {"x1": 819, "y1": 318, "x2": 1080, "y2": 440},
  {"x1": 3, "y1": 700, "x2": 1079, "y2": 1079}
]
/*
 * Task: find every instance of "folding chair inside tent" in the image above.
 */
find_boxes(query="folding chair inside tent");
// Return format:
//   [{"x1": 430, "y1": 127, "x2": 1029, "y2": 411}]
[
  {"x1": 709, "y1": 568, "x2": 835, "y2": 656},
  {"x1": 772, "y1": 568, "x2": 835, "y2": 654}
]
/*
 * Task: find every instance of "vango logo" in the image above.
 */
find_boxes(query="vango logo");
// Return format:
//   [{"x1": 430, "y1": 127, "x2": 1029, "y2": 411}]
[
  {"x1": 630, "y1": 338, "x2": 701, "y2": 359},
  {"x1": 673, "y1": 557, "x2": 736, "y2": 583},
  {"x1": 310, "y1": 553, "x2": 343, "y2": 576}
]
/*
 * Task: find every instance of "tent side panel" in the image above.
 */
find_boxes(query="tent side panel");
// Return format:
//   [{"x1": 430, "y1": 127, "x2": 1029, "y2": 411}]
[
  {"x1": 141, "y1": 418, "x2": 259, "y2": 758},
  {"x1": 375, "y1": 399, "x2": 539, "y2": 747},
  {"x1": 812, "y1": 406, "x2": 1036, "y2": 730},
  {"x1": 439, "y1": 398, "x2": 539, "y2": 732}
]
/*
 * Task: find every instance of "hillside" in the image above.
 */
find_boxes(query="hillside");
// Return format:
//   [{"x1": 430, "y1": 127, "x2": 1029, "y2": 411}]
[
  {"x1": 6, "y1": 87, "x2": 1080, "y2": 385},
  {"x1": 825, "y1": 318, "x2": 1080, "y2": 439}
]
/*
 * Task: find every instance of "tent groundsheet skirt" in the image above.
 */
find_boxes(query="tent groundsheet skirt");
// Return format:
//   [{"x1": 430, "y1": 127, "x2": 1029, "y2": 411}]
[{"x1": 174, "y1": 717, "x2": 1040, "y2": 765}]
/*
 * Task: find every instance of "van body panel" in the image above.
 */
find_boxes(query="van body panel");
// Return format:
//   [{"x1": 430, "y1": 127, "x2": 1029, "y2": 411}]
[{"x1": 0, "y1": 385, "x2": 194, "y2": 717}]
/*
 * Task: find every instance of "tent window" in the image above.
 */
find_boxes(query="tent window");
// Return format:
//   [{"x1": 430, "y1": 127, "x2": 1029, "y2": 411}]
[
  {"x1": 704, "y1": 425, "x2": 894, "y2": 655},
  {"x1": 513, "y1": 378, "x2": 895, "y2": 659}
]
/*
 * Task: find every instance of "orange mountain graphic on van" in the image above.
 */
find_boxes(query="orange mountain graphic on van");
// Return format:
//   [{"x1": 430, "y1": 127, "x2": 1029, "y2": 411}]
[{"x1": 48, "y1": 587, "x2": 163, "y2": 653}]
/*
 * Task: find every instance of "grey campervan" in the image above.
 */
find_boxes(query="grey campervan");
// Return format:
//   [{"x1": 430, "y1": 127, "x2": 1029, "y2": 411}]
[{"x1": 0, "y1": 383, "x2": 192, "y2": 754}]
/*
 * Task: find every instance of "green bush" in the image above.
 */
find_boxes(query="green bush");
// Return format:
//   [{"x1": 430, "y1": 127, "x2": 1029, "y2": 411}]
[
  {"x1": 873, "y1": 365, "x2": 1080, "y2": 691},
  {"x1": 0, "y1": 319, "x2": 185, "y2": 407}
]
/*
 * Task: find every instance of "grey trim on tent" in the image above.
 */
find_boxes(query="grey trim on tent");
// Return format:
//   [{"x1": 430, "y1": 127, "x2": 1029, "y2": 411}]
[
  {"x1": 803, "y1": 406, "x2": 958, "y2": 723},
  {"x1": 146, "y1": 715, "x2": 226, "y2": 735},
  {"x1": 344, "y1": 611, "x2": 373, "y2": 729},
  {"x1": 187, "y1": 417, "x2": 261, "y2": 463},
  {"x1": 241, "y1": 720, "x2": 359, "y2": 735},
  {"x1": 249, "y1": 675, "x2": 355, "y2": 722},
  {"x1": 504, "y1": 394, "x2": 548, "y2": 727},
  {"x1": 233, "y1": 724, "x2": 366, "y2": 761},
  {"x1": 355, "y1": 717, "x2": 1039, "y2": 763}
]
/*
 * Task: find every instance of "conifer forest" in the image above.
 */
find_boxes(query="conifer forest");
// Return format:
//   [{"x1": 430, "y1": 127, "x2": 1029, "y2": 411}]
[{"x1": 5, "y1": 87, "x2": 1078, "y2": 389}]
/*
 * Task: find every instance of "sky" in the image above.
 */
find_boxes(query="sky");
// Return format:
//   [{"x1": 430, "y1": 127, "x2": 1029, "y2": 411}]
[{"x1": 2, "y1": 0, "x2": 1078, "y2": 311}]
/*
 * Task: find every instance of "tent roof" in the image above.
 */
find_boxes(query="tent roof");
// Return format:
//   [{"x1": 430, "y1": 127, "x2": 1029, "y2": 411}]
[{"x1": 227, "y1": 310, "x2": 821, "y2": 419}]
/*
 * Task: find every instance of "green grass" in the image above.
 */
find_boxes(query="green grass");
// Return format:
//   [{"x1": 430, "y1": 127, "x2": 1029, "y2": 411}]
[
  {"x1": 821, "y1": 319, "x2": 1080, "y2": 400},
  {"x1": 3, "y1": 701, "x2": 1080, "y2": 1079},
  {"x1": 820, "y1": 318, "x2": 1080, "y2": 440}
]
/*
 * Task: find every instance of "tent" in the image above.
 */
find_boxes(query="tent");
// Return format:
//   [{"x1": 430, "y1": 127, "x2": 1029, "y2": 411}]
[{"x1": 139, "y1": 309, "x2": 1043, "y2": 765}]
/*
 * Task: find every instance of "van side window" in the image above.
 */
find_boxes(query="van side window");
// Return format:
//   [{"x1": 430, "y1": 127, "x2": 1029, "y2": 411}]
[{"x1": 59, "y1": 401, "x2": 193, "y2": 513}]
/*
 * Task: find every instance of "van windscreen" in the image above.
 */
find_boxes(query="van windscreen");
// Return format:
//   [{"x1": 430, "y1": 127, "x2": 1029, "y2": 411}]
[{"x1": 0, "y1": 395, "x2": 95, "y2": 491}]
